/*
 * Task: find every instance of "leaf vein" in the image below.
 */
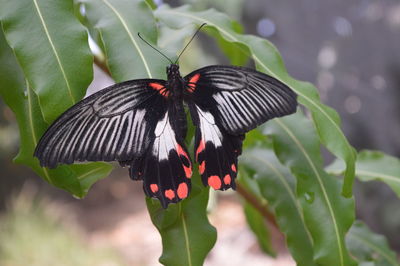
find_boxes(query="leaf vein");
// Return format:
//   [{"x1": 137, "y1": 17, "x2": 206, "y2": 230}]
[
  {"x1": 101, "y1": 0, "x2": 153, "y2": 78},
  {"x1": 32, "y1": 0, "x2": 75, "y2": 104},
  {"x1": 274, "y1": 118, "x2": 345, "y2": 266}
]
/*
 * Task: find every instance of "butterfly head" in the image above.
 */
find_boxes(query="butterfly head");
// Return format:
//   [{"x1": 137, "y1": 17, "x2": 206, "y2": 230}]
[{"x1": 167, "y1": 64, "x2": 180, "y2": 79}]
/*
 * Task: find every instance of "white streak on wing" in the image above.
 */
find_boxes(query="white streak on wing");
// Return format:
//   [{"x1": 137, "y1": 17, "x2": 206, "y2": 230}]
[
  {"x1": 105, "y1": 116, "x2": 121, "y2": 155},
  {"x1": 155, "y1": 112, "x2": 168, "y2": 137},
  {"x1": 117, "y1": 110, "x2": 133, "y2": 156},
  {"x1": 129, "y1": 109, "x2": 145, "y2": 154},
  {"x1": 213, "y1": 93, "x2": 240, "y2": 130},
  {"x1": 197, "y1": 106, "x2": 222, "y2": 148},
  {"x1": 152, "y1": 112, "x2": 177, "y2": 161}
]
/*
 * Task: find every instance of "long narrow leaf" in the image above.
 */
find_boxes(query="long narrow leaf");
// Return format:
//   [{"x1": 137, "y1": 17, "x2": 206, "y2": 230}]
[
  {"x1": 0, "y1": 29, "x2": 112, "y2": 197},
  {"x1": 154, "y1": 4, "x2": 357, "y2": 197},
  {"x1": 82, "y1": 0, "x2": 166, "y2": 81},
  {"x1": 263, "y1": 113, "x2": 356, "y2": 265},
  {"x1": 0, "y1": 0, "x2": 93, "y2": 123},
  {"x1": 146, "y1": 172, "x2": 216, "y2": 266},
  {"x1": 327, "y1": 150, "x2": 400, "y2": 198},
  {"x1": 347, "y1": 221, "x2": 399, "y2": 265},
  {"x1": 241, "y1": 148, "x2": 315, "y2": 266}
]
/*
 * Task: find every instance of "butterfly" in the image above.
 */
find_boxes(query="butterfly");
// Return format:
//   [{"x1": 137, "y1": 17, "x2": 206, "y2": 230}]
[{"x1": 34, "y1": 25, "x2": 297, "y2": 208}]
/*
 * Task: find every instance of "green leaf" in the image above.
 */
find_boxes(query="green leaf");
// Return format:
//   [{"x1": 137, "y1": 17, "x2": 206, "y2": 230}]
[
  {"x1": 145, "y1": 106, "x2": 216, "y2": 265},
  {"x1": 82, "y1": 0, "x2": 166, "y2": 81},
  {"x1": 0, "y1": 29, "x2": 112, "y2": 198},
  {"x1": 243, "y1": 201, "x2": 276, "y2": 257},
  {"x1": 241, "y1": 148, "x2": 315, "y2": 266},
  {"x1": 154, "y1": 4, "x2": 356, "y2": 197},
  {"x1": 0, "y1": 0, "x2": 93, "y2": 123},
  {"x1": 263, "y1": 113, "x2": 356, "y2": 265},
  {"x1": 204, "y1": 26, "x2": 249, "y2": 66},
  {"x1": 145, "y1": 0, "x2": 157, "y2": 10},
  {"x1": 327, "y1": 150, "x2": 400, "y2": 198},
  {"x1": 83, "y1": 4, "x2": 217, "y2": 264},
  {"x1": 146, "y1": 171, "x2": 216, "y2": 266},
  {"x1": 346, "y1": 221, "x2": 399, "y2": 266}
]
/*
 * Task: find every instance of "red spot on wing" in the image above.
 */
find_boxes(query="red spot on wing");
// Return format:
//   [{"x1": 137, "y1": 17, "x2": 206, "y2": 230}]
[
  {"x1": 176, "y1": 144, "x2": 189, "y2": 160},
  {"x1": 149, "y1": 82, "x2": 164, "y2": 90},
  {"x1": 196, "y1": 140, "x2": 205, "y2": 160},
  {"x1": 189, "y1": 73, "x2": 201, "y2": 84},
  {"x1": 208, "y1": 175, "x2": 222, "y2": 190},
  {"x1": 165, "y1": 189, "x2": 175, "y2": 200},
  {"x1": 150, "y1": 184, "x2": 159, "y2": 193},
  {"x1": 183, "y1": 165, "x2": 192, "y2": 178},
  {"x1": 177, "y1": 183, "x2": 188, "y2": 199},
  {"x1": 187, "y1": 73, "x2": 201, "y2": 93},
  {"x1": 176, "y1": 144, "x2": 192, "y2": 178},
  {"x1": 223, "y1": 174, "x2": 231, "y2": 185},
  {"x1": 149, "y1": 83, "x2": 169, "y2": 97},
  {"x1": 199, "y1": 161, "x2": 205, "y2": 175},
  {"x1": 231, "y1": 164, "x2": 237, "y2": 173}
]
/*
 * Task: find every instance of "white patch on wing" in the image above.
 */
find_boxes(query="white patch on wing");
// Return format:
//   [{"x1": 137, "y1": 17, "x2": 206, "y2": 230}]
[
  {"x1": 152, "y1": 112, "x2": 178, "y2": 160},
  {"x1": 197, "y1": 106, "x2": 223, "y2": 148}
]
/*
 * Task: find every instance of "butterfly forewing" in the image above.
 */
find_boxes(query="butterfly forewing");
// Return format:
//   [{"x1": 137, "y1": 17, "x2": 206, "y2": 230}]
[
  {"x1": 184, "y1": 65, "x2": 297, "y2": 134},
  {"x1": 34, "y1": 79, "x2": 168, "y2": 168}
]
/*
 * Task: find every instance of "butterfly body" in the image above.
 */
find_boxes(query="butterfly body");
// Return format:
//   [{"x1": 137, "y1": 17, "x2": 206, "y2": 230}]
[{"x1": 34, "y1": 64, "x2": 297, "y2": 208}]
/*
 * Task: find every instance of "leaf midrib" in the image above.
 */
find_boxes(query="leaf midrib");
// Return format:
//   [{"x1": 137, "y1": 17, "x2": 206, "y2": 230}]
[
  {"x1": 329, "y1": 168, "x2": 400, "y2": 184},
  {"x1": 348, "y1": 232, "x2": 399, "y2": 265},
  {"x1": 180, "y1": 205, "x2": 192, "y2": 266},
  {"x1": 274, "y1": 118, "x2": 345, "y2": 266},
  {"x1": 101, "y1": 0, "x2": 153, "y2": 78},
  {"x1": 32, "y1": 0, "x2": 75, "y2": 104}
]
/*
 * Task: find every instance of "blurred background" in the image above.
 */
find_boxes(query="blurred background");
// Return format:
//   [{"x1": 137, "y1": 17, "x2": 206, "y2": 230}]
[{"x1": 1, "y1": 0, "x2": 399, "y2": 265}]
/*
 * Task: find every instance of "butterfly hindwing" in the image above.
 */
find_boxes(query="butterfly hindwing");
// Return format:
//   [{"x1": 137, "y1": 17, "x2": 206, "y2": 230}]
[
  {"x1": 133, "y1": 109, "x2": 192, "y2": 208},
  {"x1": 189, "y1": 104, "x2": 243, "y2": 191},
  {"x1": 185, "y1": 65, "x2": 297, "y2": 135}
]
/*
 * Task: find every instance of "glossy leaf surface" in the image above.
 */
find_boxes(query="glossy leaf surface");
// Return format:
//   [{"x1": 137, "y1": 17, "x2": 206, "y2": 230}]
[{"x1": 0, "y1": 29, "x2": 112, "y2": 197}]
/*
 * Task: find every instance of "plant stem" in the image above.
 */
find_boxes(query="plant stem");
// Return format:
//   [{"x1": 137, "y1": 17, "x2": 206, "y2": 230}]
[
  {"x1": 94, "y1": 55, "x2": 111, "y2": 76},
  {"x1": 236, "y1": 183, "x2": 279, "y2": 229}
]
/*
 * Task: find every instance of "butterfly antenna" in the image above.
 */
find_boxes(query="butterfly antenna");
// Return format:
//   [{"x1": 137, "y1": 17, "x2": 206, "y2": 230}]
[
  {"x1": 174, "y1": 23, "x2": 207, "y2": 64},
  {"x1": 137, "y1": 32, "x2": 173, "y2": 64}
]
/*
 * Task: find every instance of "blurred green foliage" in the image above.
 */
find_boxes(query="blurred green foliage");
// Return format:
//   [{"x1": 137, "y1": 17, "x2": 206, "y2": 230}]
[{"x1": 0, "y1": 190, "x2": 125, "y2": 266}]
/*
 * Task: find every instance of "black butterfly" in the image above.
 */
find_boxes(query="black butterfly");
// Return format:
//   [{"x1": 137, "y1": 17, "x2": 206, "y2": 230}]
[{"x1": 34, "y1": 26, "x2": 297, "y2": 208}]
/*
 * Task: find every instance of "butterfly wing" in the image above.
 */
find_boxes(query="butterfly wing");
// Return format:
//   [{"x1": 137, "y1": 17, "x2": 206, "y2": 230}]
[
  {"x1": 34, "y1": 79, "x2": 169, "y2": 168},
  {"x1": 188, "y1": 103, "x2": 243, "y2": 190},
  {"x1": 34, "y1": 79, "x2": 192, "y2": 208},
  {"x1": 132, "y1": 107, "x2": 192, "y2": 208},
  {"x1": 185, "y1": 65, "x2": 297, "y2": 189}
]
